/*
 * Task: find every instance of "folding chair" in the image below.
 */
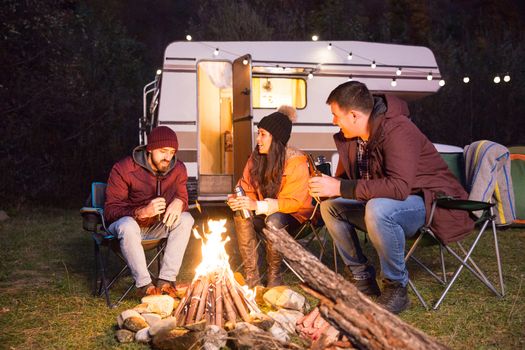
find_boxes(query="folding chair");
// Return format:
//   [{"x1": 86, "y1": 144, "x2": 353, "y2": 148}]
[
  {"x1": 406, "y1": 152, "x2": 505, "y2": 310},
  {"x1": 80, "y1": 182, "x2": 167, "y2": 308}
]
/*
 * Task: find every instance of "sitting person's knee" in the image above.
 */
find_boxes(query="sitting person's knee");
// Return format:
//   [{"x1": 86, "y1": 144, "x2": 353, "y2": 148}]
[
  {"x1": 365, "y1": 198, "x2": 390, "y2": 222},
  {"x1": 265, "y1": 212, "x2": 288, "y2": 229}
]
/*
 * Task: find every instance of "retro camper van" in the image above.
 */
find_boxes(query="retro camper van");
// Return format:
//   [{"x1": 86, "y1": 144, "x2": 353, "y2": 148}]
[{"x1": 141, "y1": 41, "x2": 443, "y2": 202}]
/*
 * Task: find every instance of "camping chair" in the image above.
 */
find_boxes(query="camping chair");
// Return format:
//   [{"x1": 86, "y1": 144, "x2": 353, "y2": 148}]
[
  {"x1": 80, "y1": 182, "x2": 167, "y2": 308},
  {"x1": 406, "y1": 151, "x2": 505, "y2": 310}
]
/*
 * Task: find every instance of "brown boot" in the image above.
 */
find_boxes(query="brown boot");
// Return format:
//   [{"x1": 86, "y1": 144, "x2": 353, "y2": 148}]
[
  {"x1": 234, "y1": 215, "x2": 261, "y2": 288},
  {"x1": 265, "y1": 240, "x2": 283, "y2": 288}
]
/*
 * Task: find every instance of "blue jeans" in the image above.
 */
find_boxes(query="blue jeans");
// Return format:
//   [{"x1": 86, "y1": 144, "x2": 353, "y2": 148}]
[
  {"x1": 320, "y1": 196, "x2": 425, "y2": 286},
  {"x1": 108, "y1": 212, "x2": 194, "y2": 288}
]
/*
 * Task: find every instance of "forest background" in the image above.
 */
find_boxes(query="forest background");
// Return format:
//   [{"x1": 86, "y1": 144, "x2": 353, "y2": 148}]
[{"x1": 2, "y1": 0, "x2": 524, "y2": 206}]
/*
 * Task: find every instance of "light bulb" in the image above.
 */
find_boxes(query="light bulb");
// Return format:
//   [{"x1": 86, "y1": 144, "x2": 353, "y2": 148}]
[
  {"x1": 308, "y1": 73, "x2": 313, "y2": 79},
  {"x1": 186, "y1": 34, "x2": 192, "y2": 41},
  {"x1": 156, "y1": 69, "x2": 162, "y2": 75},
  {"x1": 463, "y1": 77, "x2": 470, "y2": 83},
  {"x1": 503, "y1": 74, "x2": 511, "y2": 82},
  {"x1": 427, "y1": 72, "x2": 433, "y2": 80},
  {"x1": 396, "y1": 68, "x2": 402, "y2": 76},
  {"x1": 213, "y1": 48, "x2": 219, "y2": 56},
  {"x1": 371, "y1": 60, "x2": 376, "y2": 69},
  {"x1": 348, "y1": 75, "x2": 353, "y2": 81},
  {"x1": 311, "y1": 35, "x2": 319, "y2": 41},
  {"x1": 391, "y1": 78, "x2": 397, "y2": 87},
  {"x1": 439, "y1": 79, "x2": 445, "y2": 86},
  {"x1": 242, "y1": 59, "x2": 248, "y2": 65},
  {"x1": 494, "y1": 75, "x2": 501, "y2": 83},
  {"x1": 347, "y1": 52, "x2": 353, "y2": 60},
  {"x1": 327, "y1": 43, "x2": 332, "y2": 50}
]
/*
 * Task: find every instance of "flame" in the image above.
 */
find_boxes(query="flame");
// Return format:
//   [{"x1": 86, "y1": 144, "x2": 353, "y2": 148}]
[{"x1": 192, "y1": 219, "x2": 261, "y2": 314}]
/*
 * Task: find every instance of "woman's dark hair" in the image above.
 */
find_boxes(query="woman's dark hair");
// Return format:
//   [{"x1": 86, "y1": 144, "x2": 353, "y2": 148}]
[{"x1": 249, "y1": 137, "x2": 286, "y2": 198}]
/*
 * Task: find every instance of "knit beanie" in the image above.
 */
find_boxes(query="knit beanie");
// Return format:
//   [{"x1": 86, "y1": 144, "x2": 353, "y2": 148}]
[
  {"x1": 258, "y1": 106, "x2": 296, "y2": 145},
  {"x1": 146, "y1": 126, "x2": 179, "y2": 152}
]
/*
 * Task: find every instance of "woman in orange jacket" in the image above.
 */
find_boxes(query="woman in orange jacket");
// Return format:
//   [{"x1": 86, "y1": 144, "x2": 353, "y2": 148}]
[{"x1": 227, "y1": 106, "x2": 314, "y2": 287}]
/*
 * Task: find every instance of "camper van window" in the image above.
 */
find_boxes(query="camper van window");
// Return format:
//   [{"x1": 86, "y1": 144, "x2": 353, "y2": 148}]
[{"x1": 252, "y1": 77, "x2": 306, "y2": 109}]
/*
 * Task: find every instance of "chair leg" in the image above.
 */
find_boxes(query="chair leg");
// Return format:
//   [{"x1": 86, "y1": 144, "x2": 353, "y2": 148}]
[
  {"x1": 434, "y1": 222, "x2": 501, "y2": 309},
  {"x1": 492, "y1": 220, "x2": 505, "y2": 296},
  {"x1": 407, "y1": 279, "x2": 429, "y2": 310},
  {"x1": 440, "y1": 246, "x2": 447, "y2": 283},
  {"x1": 96, "y1": 243, "x2": 116, "y2": 308}
]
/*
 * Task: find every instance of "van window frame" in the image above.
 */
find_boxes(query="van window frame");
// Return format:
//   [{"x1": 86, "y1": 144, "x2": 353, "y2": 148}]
[{"x1": 251, "y1": 75, "x2": 307, "y2": 110}]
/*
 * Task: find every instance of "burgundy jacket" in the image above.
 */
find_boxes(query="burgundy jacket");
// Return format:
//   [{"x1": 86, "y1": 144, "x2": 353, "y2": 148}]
[
  {"x1": 104, "y1": 146, "x2": 189, "y2": 227},
  {"x1": 335, "y1": 95, "x2": 474, "y2": 244}
]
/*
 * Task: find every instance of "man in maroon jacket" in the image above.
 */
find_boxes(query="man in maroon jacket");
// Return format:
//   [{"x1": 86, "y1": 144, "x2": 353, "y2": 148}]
[
  {"x1": 105, "y1": 126, "x2": 194, "y2": 297},
  {"x1": 309, "y1": 81, "x2": 473, "y2": 314}
]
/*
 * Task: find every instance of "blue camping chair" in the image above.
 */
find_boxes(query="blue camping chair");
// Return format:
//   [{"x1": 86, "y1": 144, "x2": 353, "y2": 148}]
[{"x1": 80, "y1": 182, "x2": 167, "y2": 308}]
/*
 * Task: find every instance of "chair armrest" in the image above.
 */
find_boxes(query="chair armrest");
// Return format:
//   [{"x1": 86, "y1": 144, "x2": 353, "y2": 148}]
[{"x1": 435, "y1": 197, "x2": 494, "y2": 211}]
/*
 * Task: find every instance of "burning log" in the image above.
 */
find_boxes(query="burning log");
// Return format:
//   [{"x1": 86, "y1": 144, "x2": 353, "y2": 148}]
[
  {"x1": 263, "y1": 224, "x2": 449, "y2": 350},
  {"x1": 172, "y1": 220, "x2": 260, "y2": 328}
]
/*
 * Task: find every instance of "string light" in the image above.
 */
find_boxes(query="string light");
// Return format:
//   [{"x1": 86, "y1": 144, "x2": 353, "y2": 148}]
[
  {"x1": 494, "y1": 75, "x2": 501, "y2": 83},
  {"x1": 242, "y1": 59, "x2": 248, "y2": 65},
  {"x1": 371, "y1": 60, "x2": 376, "y2": 69},
  {"x1": 213, "y1": 48, "x2": 219, "y2": 56},
  {"x1": 348, "y1": 75, "x2": 353, "y2": 81},
  {"x1": 308, "y1": 72, "x2": 314, "y2": 79},
  {"x1": 427, "y1": 72, "x2": 433, "y2": 80},
  {"x1": 156, "y1": 69, "x2": 162, "y2": 75},
  {"x1": 463, "y1": 77, "x2": 470, "y2": 83},
  {"x1": 503, "y1": 74, "x2": 511, "y2": 82},
  {"x1": 347, "y1": 52, "x2": 353, "y2": 60},
  {"x1": 186, "y1": 34, "x2": 192, "y2": 41},
  {"x1": 311, "y1": 35, "x2": 319, "y2": 41},
  {"x1": 439, "y1": 79, "x2": 445, "y2": 86},
  {"x1": 391, "y1": 78, "x2": 397, "y2": 87},
  {"x1": 396, "y1": 67, "x2": 402, "y2": 76},
  {"x1": 327, "y1": 43, "x2": 332, "y2": 50}
]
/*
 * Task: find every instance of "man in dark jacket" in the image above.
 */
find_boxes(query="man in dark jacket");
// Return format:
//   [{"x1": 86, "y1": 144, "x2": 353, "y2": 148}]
[
  {"x1": 105, "y1": 126, "x2": 194, "y2": 297},
  {"x1": 308, "y1": 81, "x2": 473, "y2": 314}
]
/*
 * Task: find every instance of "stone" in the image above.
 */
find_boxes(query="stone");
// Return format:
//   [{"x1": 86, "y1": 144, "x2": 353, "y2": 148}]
[
  {"x1": 148, "y1": 316, "x2": 178, "y2": 337},
  {"x1": 133, "y1": 303, "x2": 150, "y2": 314},
  {"x1": 202, "y1": 325, "x2": 227, "y2": 350},
  {"x1": 141, "y1": 295, "x2": 175, "y2": 317},
  {"x1": 263, "y1": 286, "x2": 306, "y2": 311},
  {"x1": 184, "y1": 319, "x2": 207, "y2": 332},
  {"x1": 152, "y1": 328, "x2": 203, "y2": 350},
  {"x1": 268, "y1": 309, "x2": 304, "y2": 334},
  {"x1": 249, "y1": 313, "x2": 275, "y2": 331},
  {"x1": 117, "y1": 309, "x2": 144, "y2": 328},
  {"x1": 115, "y1": 329, "x2": 135, "y2": 343},
  {"x1": 142, "y1": 312, "x2": 162, "y2": 327},
  {"x1": 123, "y1": 316, "x2": 149, "y2": 332},
  {"x1": 0, "y1": 211, "x2": 9, "y2": 222},
  {"x1": 135, "y1": 327, "x2": 151, "y2": 343},
  {"x1": 269, "y1": 323, "x2": 290, "y2": 344},
  {"x1": 228, "y1": 322, "x2": 273, "y2": 349}
]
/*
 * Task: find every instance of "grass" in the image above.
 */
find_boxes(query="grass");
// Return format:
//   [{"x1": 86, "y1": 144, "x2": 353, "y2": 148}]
[{"x1": 0, "y1": 206, "x2": 524, "y2": 349}]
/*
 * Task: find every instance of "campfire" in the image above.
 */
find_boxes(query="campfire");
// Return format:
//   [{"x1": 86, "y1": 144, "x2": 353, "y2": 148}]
[{"x1": 173, "y1": 219, "x2": 260, "y2": 327}]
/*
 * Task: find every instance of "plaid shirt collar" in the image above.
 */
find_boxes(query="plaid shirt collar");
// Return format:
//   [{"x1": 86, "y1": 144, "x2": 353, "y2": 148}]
[{"x1": 356, "y1": 138, "x2": 370, "y2": 180}]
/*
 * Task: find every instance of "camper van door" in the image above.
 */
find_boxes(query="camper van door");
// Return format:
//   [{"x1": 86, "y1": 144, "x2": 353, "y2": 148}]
[{"x1": 232, "y1": 54, "x2": 253, "y2": 183}]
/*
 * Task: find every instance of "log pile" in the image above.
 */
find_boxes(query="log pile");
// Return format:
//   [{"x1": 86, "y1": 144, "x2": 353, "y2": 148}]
[
  {"x1": 264, "y1": 224, "x2": 450, "y2": 350},
  {"x1": 172, "y1": 270, "x2": 260, "y2": 328}
]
